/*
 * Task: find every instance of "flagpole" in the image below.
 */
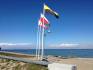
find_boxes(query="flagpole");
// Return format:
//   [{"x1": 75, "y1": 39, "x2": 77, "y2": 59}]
[
  {"x1": 36, "y1": 24, "x2": 39, "y2": 59},
  {"x1": 38, "y1": 26, "x2": 41, "y2": 60},
  {"x1": 36, "y1": 19, "x2": 42, "y2": 60},
  {"x1": 36, "y1": 21, "x2": 40, "y2": 60},
  {"x1": 41, "y1": 3, "x2": 45, "y2": 60}
]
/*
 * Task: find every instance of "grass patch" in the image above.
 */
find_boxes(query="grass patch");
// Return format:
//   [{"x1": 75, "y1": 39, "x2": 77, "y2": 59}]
[
  {"x1": 0, "y1": 52, "x2": 34, "y2": 58},
  {"x1": 0, "y1": 59, "x2": 48, "y2": 70},
  {"x1": 0, "y1": 52, "x2": 48, "y2": 70},
  {"x1": 26, "y1": 63, "x2": 48, "y2": 70}
]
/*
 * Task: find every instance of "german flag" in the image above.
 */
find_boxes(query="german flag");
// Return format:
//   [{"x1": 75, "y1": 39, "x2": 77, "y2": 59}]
[{"x1": 44, "y1": 4, "x2": 59, "y2": 18}]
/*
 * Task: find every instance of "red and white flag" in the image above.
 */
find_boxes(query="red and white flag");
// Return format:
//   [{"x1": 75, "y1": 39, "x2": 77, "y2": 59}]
[{"x1": 38, "y1": 13, "x2": 49, "y2": 29}]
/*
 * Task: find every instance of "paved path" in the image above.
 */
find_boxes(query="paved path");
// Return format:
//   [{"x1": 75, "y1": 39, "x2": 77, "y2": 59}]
[{"x1": 0, "y1": 55, "x2": 50, "y2": 66}]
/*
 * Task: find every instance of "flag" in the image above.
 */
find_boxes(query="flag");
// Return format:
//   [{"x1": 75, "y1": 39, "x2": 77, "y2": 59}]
[
  {"x1": 44, "y1": 4, "x2": 59, "y2": 18},
  {"x1": 38, "y1": 13, "x2": 49, "y2": 29},
  {"x1": 39, "y1": 14, "x2": 49, "y2": 24}
]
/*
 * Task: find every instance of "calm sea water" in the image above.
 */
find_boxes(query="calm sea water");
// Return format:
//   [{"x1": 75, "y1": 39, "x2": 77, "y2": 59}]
[{"x1": 2, "y1": 49, "x2": 93, "y2": 58}]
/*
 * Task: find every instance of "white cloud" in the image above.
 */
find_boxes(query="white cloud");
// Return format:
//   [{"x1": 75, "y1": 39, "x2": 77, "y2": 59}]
[
  {"x1": 48, "y1": 43, "x2": 80, "y2": 49},
  {"x1": 50, "y1": 43, "x2": 79, "y2": 47},
  {"x1": 0, "y1": 42, "x2": 93, "y2": 49},
  {"x1": 0, "y1": 43, "x2": 31, "y2": 46},
  {"x1": 59, "y1": 43, "x2": 79, "y2": 47},
  {"x1": 0, "y1": 43, "x2": 33, "y2": 49},
  {"x1": 49, "y1": 43, "x2": 93, "y2": 49}
]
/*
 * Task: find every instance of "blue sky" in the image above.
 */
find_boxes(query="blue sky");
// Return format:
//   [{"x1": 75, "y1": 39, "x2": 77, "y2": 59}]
[{"x1": 0, "y1": 0, "x2": 93, "y2": 49}]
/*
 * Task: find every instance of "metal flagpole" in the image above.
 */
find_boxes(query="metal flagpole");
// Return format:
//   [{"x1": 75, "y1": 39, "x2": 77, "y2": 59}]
[
  {"x1": 36, "y1": 24, "x2": 39, "y2": 59},
  {"x1": 41, "y1": 3, "x2": 45, "y2": 60},
  {"x1": 36, "y1": 18, "x2": 41, "y2": 60},
  {"x1": 38, "y1": 26, "x2": 41, "y2": 60}
]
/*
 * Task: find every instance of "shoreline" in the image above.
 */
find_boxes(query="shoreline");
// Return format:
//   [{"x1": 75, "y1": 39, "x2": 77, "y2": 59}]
[
  {"x1": 1, "y1": 49, "x2": 93, "y2": 58},
  {"x1": 1, "y1": 51, "x2": 93, "y2": 58},
  {"x1": 0, "y1": 51, "x2": 35, "y2": 56}
]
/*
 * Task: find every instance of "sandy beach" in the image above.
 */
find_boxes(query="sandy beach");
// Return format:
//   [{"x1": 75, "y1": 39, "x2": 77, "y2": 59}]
[
  {"x1": 0, "y1": 52, "x2": 93, "y2": 70},
  {"x1": 58, "y1": 58, "x2": 93, "y2": 70},
  {"x1": 47, "y1": 56, "x2": 93, "y2": 70}
]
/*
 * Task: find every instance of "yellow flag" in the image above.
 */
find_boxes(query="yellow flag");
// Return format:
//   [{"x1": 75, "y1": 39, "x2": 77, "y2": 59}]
[
  {"x1": 44, "y1": 4, "x2": 59, "y2": 18},
  {"x1": 44, "y1": 4, "x2": 51, "y2": 11}
]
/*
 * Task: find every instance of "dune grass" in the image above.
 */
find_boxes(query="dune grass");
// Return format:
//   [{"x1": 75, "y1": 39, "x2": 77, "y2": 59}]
[
  {"x1": 0, "y1": 52, "x2": 34, "y2": 58},
  {"x1": 0, "y1": 52, "x2": 48, "y2": 70},
  {"x1": 0, "y1": 59, "x2": 48, "y2": 70}
]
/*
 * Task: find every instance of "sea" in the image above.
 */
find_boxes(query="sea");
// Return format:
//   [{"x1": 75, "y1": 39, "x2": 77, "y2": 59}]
[{"x1": 1, "y1": 49, "x2": 93, "y2": 58}]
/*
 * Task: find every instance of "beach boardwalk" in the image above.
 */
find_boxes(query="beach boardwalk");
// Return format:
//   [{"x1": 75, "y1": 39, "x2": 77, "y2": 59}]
[{"x1": 48, "y1": 63, "x2": 77, "y2": 70}]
